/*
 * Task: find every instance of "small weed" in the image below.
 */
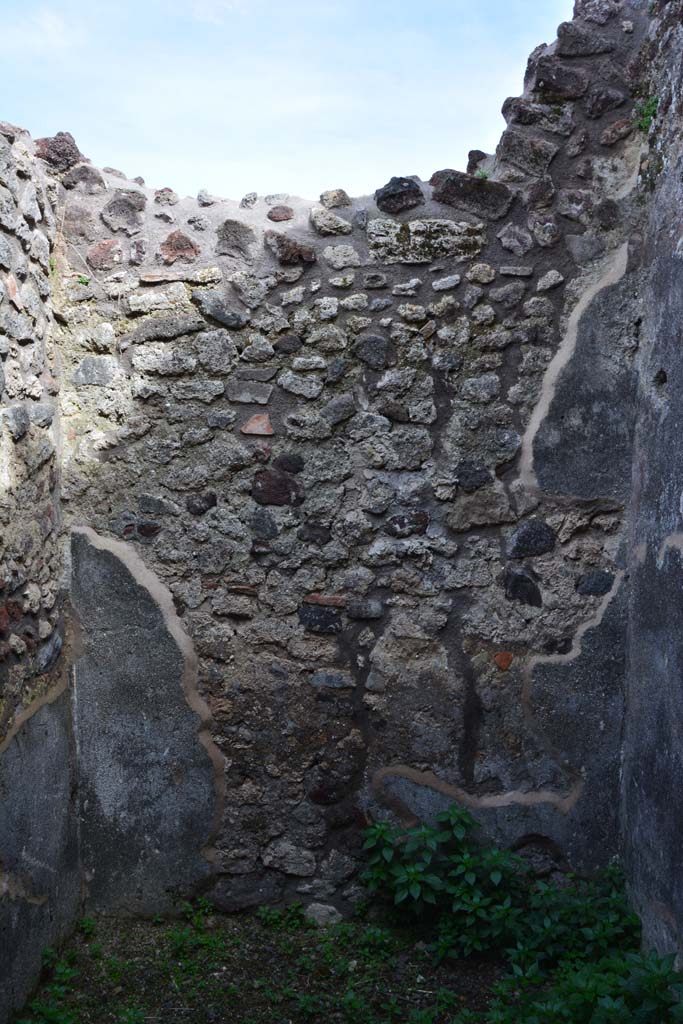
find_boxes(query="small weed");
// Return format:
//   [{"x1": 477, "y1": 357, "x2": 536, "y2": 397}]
[
  {"x1": 475, "y1": 168, "x2": 489, "y2": 179},
  {"x1": 104, "y1": 956, "x2": 132, "y2": 984},
  {"x1": 361, "y1": 805, "x2": 683, "y2": 1022},
  {"x1": 115, "y1": 1010, "x2": 145, "y2": 1024},
  {"x1": 180, "y1": 895, "x2": 212, "y2": 929},
  {"x1": 41, "y1": 949, "x2": 59, "y2": 970},
  {"x1": 256, "y1": 900, "x2": 307, "y2": 932},
  {"x1": 635, "y1": 96, "x2": 658, "y2": 133},
  {"x1": 77, "y1": 917, "x2": 96, "y2": 940}
]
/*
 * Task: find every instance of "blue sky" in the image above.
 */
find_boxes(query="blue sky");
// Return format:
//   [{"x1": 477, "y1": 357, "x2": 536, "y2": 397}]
[{"x1": 2, "y1": 0, "x2": 572, "y2": 200}]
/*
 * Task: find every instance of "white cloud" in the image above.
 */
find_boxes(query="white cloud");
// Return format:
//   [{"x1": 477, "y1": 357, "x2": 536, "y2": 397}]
[{"x1": 3, "y1": 6, "x2": 86, "y2": 54}]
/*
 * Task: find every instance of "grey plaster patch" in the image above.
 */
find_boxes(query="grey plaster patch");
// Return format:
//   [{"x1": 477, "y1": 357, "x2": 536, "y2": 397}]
[
  {"x1": 519, "y1": 244, "x2": 632, "y2": 498},
  {"x1": 0, "y1": 691, "x2": 80, "y2": 1023},
  {"x1": 70, "y1": 528, "x2": 224, "y2": 913}
]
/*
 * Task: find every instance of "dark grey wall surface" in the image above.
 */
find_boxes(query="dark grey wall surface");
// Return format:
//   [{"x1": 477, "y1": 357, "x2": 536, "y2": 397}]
[
  {"x1": 0, "y1": 692, "x2": 80, "y2": 1024},
  {"x1": 71, "y1": 530, "x2": 217, "y2": 914},
  {"x1": 620, "y1": 0, "x2": 683, "y2": 957}
]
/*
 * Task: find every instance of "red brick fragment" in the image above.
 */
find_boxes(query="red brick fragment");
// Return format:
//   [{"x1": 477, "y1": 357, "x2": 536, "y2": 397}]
[
  {"x1": 159, "y1": 230, "x2": 200, "y2": 265},
  {"x1": 86, "y1": 239, "x2": 123, "y2": 270},
  {"x1": 267, "y1": 205, "x2": 294, "y2": 222},
  {"x1": 241, "y1": 413, "x2": 274, "y2": 436}
]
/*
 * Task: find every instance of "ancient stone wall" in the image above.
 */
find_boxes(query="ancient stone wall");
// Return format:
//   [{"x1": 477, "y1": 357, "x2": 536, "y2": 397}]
[
  {"x1": 0, "y1": 122, "x2": 62, "y2": 734},
  {"x1": 621, "y1": 0, "x2": 683, "y2": 960},
  {"x1": 0, "y1": 123, "x2": 77, "y2": 1024},
  {"x1": 3, "y1": 0, "x2": 678, "y2": 1016}
]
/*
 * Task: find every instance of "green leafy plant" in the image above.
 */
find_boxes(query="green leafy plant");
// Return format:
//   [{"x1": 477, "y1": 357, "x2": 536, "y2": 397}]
[
  {"x1": 481, "y1": 952, "x2": 683, "y2": 1023},
  {"x1": 180, "y1": 895, "x2": 212, "y2": 929},
  {"x1": 362, "y1": 806, "x2": 526, "y2": 955},
  {"x1": 256, "y1": 900, "x2": 308, "y2": 932},
  {"x1": 635, "y1": 96, "x2": 658, "y2": 133},
  {"x1": 362, "y1": 804, "x2": 682, "y2": 1023},
  {"x1": 77, "y1": 916, "x2": 96, "y2": 940}
]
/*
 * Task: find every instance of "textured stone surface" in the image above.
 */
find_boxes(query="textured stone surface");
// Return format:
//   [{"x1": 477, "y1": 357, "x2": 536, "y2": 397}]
[
  {"x1": 622, "y1": 9, "x2": 683, "y2": 953},
  {"x1": 35, "y1": 131, "x2": 82, "y2": 170},
  {"x1": 3, "y1": 3, "x2": 678, "y2": 1013},
  {"x1": 374, "y1": 177, "x2": 424, "y2": 214},
  {"x1": 430, "y1": 169, "x2": 513, "y2": 220},
  {"x1": 367, "y1": 218, "x2": 484, "y2": 263}
]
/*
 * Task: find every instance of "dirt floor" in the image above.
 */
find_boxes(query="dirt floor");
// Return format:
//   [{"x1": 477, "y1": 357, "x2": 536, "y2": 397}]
[{"x1": 14, "y1": 902, "x2": 503, "y2": 1024}]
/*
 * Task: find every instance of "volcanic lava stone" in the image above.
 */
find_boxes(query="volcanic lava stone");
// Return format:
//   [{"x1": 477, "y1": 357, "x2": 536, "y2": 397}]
[
  {"x1": 186, "y1": 492, "x2": 218, "y2": 516},
  {"x1": 252, "y1": 469, "x2": 304, "y2": 507},
  {"x1": 251, "y1": 509, "x2": 279, "y2": 540},
  {"x1": 352, "y1": 334, "x2": 397, "y2": 370},
  {"x1": 467, "y1": 149, "x2": 488, "y2": 175},
  {"x1": 456, "y1": 461, "x2": 493, "y2": 493},
  {"x1": 191, "y1": 289, "x2": 250, "y2": 328},
  {"x1": 265, "y1": 230, "x2": 317, "y2": 265},
  {"x1": 504, "y1": 567, "x2": 543, "y2": 608},
  {"x1": 576, "y1": 571, "x2": 614, "y2": 596},
  {"x1": 298, "y1": 605, "x2": 342, "y2": 635},
  {"x1": 430, "y1": 169, "x2": 513, "y2": 220},
  {"x1": 374, "y1": 177, "x2": 425, "y2": 215},
  {"x1": 584, "y1": 85, "x2": 626, "y2": 120},
  {"x1": 137, "y1": 520, "x2": 162, "y2": 539},
  {"x1": 35, "y1": 131, "x2": 82, "y2": 171},
  {"x1": 298, "y1": 523, "x2": 332, "y2": 546},
  {"x1": 535, "y1": 56, "x2": 588, "y2": 99},
  {"x1": 267, "y1": 205, "x2": 294, "y2": 222},
  {"x1": 101, "y1": 190, "x2": 147, "y2": 235},
  {"x1": 508, "y1": 519, "x2": 556, "y2": 558},
  {"x1": 160, "y1": 230, "x2": 200, "y2": 264},
  {"x1": 596, "y1": 200, "x2": 620, "y2": 230},
  {"x1": 385, "y1": 510, "x2": 429, "y2": 538},
  {"x1": 272, "y1": 452, "x2": 304, "y2": 474},
  {"x1": 556, "y1": 21, "x2": 615, "y2": 56},
  {"x1": 346, "y1": 597, "x2": 384, "y2": 620},
  {"x1": 326, "y1": 357, "x2": 350, "y2": 383},
  {"x1": 274, "y1": 334, "x2": 303, "y2": 354},
  {"x1": 62, "y1": 163, "x2": 106, "y2": 193}
]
